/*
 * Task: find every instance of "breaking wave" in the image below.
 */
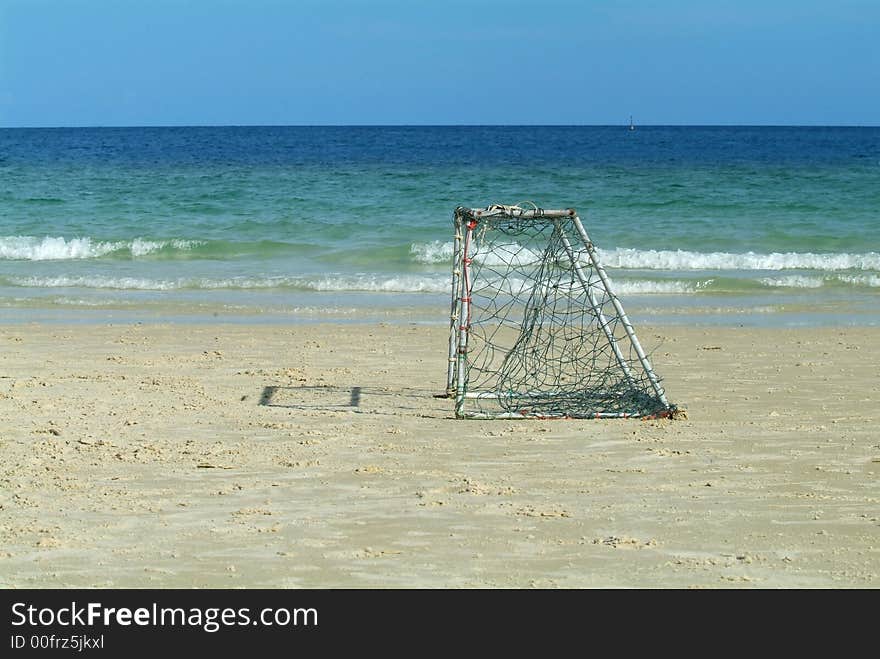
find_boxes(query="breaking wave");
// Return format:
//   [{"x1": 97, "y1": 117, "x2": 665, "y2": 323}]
[
  {"x1": 0, "y1": 236, "x2": 205, "y2": 261},
  {"x1": 410, "y1": 241, "x2": 880, "y2": 272}
]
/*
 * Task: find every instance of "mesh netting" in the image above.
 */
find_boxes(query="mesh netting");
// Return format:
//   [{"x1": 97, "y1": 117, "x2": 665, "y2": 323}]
[{"x1": 448, "y1": 205, "x2": 672, "y2": 419}]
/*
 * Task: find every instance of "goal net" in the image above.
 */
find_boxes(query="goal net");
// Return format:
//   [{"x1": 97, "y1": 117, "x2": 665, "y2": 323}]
[{"x1": 445, "y1": 203, "x2": 674, "y2": 419}]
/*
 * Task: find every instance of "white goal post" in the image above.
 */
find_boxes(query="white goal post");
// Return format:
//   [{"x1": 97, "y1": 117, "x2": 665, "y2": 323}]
[{"x1": 445, "y1": 203, "x2": 675, "y2": 420}]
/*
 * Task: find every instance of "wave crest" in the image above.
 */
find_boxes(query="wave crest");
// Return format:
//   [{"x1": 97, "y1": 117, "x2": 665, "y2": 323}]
[
  {"x1": 0, "y1": 236, "x2": 204, "y2": 261},
  {"x1": 410, "y1": 241, "x2": 880, "y2": 271},
  {"x1": 2, "y1": 274, "x2": 710, "y2": 295},
  {"x1": 3, "y1": 274, "x2": 451, "y2": 293},
  {"x1": 761, "y1": 274, "x2": 880, "y2": 289},
  {"x1": 600, "y1": 248, "x2": 880, "y2": 271}
]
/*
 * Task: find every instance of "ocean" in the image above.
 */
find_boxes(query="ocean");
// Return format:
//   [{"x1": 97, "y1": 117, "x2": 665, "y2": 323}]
[{"x1": 1, "y1": 125, "x2": 878, "y2": 326}]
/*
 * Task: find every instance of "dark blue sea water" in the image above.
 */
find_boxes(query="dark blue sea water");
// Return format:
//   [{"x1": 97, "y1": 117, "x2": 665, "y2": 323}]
[{"x1": 1, "y1": 126, "x2": 879, "y2": 325}]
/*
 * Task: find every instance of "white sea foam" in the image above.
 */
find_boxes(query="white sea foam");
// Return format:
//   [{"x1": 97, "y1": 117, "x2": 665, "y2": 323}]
[
  {"x1": 6, "y1": 270, "x2": 874, "y2": 296},
  {"x1": 0, "y1": 236, "x2": 118, "y2": 260},
  {"x1": 7, "y1": 275, "x2": 308, "y2": 291},
  {"x1": 0, "y1": 236, "x2": 204, "y2": 260},
  {"x1": 50, "y1": 297, "x2": 136, "y2": 307},
  {"x1": 410, "y1": 241, "x2": 880, "y2": 272},
  {"x1": 611, "y1": 280, "x2": 701, "y2": 294},
  {"x1": 303, "y1": 275, "x2": 449, "y2": 293},
  {"x1": 9, "y1": 275, "x2": 180, "y2": 290},
  {"x1": 5, "y1": 273, "x2": 451, "y2": 294},
  {"x1": 129, "y1": 238, "x2": 203, "y2": 257},
  {"x1": 836, "y1": 273, "x2": 880, "y2": 287},
  {"x1": 599, "y1": 248, "x2": 880, "y2": 271},
  {"x1": 410, "y1": 241, "x2": 454, "y2": 264},
  {"x1": 759, "y1": 275, "x2": 825, "y2": 289},
  {"x1": 410, "y1": 240, "x2": 543, "y2": 266},
  {"x1": 761, "y1": 274, "x2": 880, "y2": 288}
]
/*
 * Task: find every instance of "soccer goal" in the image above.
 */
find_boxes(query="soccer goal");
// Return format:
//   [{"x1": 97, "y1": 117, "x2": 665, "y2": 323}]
[{"x1": 445, "y1": 203, "x2": 675, "y2": 419}]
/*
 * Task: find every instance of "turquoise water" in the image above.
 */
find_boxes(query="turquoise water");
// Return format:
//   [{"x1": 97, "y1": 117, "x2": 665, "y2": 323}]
[{"x1": 1, "y1": 126, "x2": 879, "y2": 325}]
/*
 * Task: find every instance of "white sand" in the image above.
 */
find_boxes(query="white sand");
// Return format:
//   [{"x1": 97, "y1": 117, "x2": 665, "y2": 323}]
[{"x1": 0, "y1": 322, "x2": 877, "y2": 588}]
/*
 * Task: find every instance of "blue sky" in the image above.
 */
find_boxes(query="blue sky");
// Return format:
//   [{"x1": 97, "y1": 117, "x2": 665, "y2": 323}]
[{"x1": 0, "y1": 0, "x2": 877, "y2": 126}]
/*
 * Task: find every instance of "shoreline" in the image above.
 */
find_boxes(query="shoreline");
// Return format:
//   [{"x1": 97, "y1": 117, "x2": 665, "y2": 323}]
[
  {"x1": 0, "y1": 297, "x2": 879, "y2": 329},
  {"x1": 1, "y1": 321, "x2": 878, "y2": 587}
]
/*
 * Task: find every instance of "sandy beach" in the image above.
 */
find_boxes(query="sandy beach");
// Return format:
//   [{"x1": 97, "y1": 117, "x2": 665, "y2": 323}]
[{"x1": 0, "y1": 321, "x2": 877, "y2": 588}]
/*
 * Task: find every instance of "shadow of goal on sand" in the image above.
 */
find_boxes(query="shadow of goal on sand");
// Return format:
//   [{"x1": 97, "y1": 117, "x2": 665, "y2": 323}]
[{"x1": 258, "y1": 384, "x2": 447, "y2": 417}]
